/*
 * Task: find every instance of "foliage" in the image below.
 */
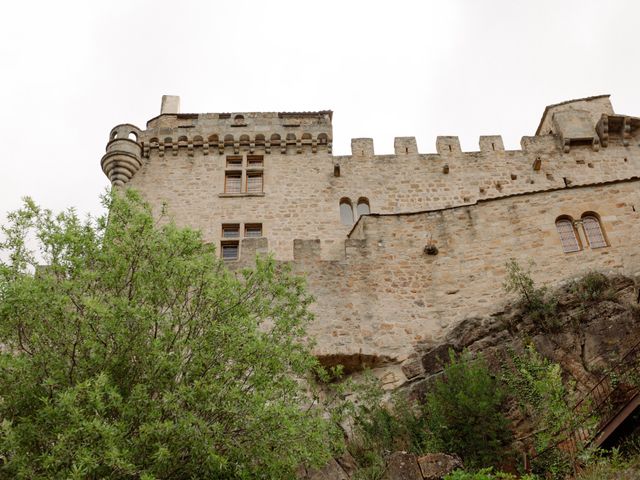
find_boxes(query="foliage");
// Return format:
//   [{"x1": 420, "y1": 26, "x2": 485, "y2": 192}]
[
  {"x1": 342, "y1": 373, "x2": 428, "y2": 480},
  {"x1": 503, "y1": 259, "x2": 559, "y2": 331},
  {"x1": 572, "y1": 271, "x2": 611, "y2": 302},
  {"x1": 444, "y1": 467, "x2": 540, "y2": 480},
  {"x1": 424, "y1": 350, "x2": 512, "y2": 470},
  {"x1": 0, "y1": 190, "x2": 342, "y2": 479},
  {"x1": 577, "y1": 448, "x2": 640, "y2": 480},
  {"x1": 501, "y1": 344, "x2": 577, "y2": 478},
  {"x1": 501, "y1": 344, "x2": 574, "y2": 450}
]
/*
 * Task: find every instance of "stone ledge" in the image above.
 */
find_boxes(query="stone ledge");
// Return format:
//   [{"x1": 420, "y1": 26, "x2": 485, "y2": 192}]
[{"x1": 218, "y1": 192, "x2": 266, "y2": 198}]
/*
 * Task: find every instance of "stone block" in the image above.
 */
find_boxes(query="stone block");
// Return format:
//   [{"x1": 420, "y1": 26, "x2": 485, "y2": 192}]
[
  {"x1": 421, "y1": 344, "x2": 455, "y2": 375},
  {"x1": 417, "y1": 453, "x2": 463, "y2": 480},
  {"x1": 382, "y1": 452, "x2": 422, "y2": 480}
]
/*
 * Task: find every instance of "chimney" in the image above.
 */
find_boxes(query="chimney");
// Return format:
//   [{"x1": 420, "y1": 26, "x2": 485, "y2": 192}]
[{"x1": 160, "y1": 95, "x2": 180, "y2": 114}]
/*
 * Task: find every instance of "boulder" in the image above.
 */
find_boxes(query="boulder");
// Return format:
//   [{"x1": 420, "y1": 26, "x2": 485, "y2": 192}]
[
  {"x1": 336, "y1": 451, "x2": 358, "y2": 478},
  {"x1": 307, "y1": 458, "x2": 349, "y2": 480},
  {"x1": 417, "y1": 453, "x2": 463, "y2": 479},
  {"x1": 381, "y1": 451, "x2": 422, "y2": 480}
]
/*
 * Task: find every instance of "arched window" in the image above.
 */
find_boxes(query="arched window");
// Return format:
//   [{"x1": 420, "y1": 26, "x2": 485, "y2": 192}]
[
  {"x1": 582, "y1": 214, "x2": 608, "y2": 249},
  {"x1": 356, "y1": 197, "x2": 370, "y2": 218},
  {"x1": 555, "y1": 217, "x2": 581, "y2": 253},
  {"x1": 340, "y1": 198, "x2": 354, "y2": 226},
  {"x1": 128, "y1": 131, "x2": 138, "y2": 141}
]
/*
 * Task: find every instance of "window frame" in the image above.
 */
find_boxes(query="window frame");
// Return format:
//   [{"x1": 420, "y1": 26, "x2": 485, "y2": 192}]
[
  {"x1": 339, "y1": 198, "x2": 355, "y2": 226},
  {"x1": 581, "y1": 213, "x2": 608, "y2": 249},
  {"x1": 555, "y1": 216, "x2": 582, "y2": 253},
  {"x1": 224, "y1": 171, "x2": 242, "y2": 194},
  {"x1": 224, "y1": 154, "x2": 265, "y2": 194},
  {"x1": 244, "y1": 223, "x2": 263, "y2": 238},
  {"x1": 220, "y1": 222, "x2": 264, "y2": 260},
  {"x1": 221, "y1": 241, "x2": 239, "y2": 261}
]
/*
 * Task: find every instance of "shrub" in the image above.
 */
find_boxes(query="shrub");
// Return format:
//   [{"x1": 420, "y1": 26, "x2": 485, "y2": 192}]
[
  {"x1": 346, "y1": 374, "x2": 428, "y2": 480},
  {"x1": 501, "y1": 344, "x2": 577, "y2": 478},
  {"x1": 572, "y1": 271, "x2": 611, "y2": 302},
  {"x1": 444, "y1": 468, "x2": 540, "y2": 479},
  {"x1": 424, "y1": 350, "x2": 512, "y2": 469},
  {"x1": 577, "y1": 448, "x2": 640, "y2": 480},
  {"x1": 503, "y1": 259, "x2": 559, "y2": 331}
]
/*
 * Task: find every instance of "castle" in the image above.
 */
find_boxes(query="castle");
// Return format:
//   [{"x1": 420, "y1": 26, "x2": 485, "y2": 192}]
[{"x1": 101, "y1": 94, "x2": 640, "y2": 387}]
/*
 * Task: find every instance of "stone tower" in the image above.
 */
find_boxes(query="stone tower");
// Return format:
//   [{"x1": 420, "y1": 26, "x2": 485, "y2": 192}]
[{"x1": 101, "y1": 94, "x2": 640, "y2": 386}]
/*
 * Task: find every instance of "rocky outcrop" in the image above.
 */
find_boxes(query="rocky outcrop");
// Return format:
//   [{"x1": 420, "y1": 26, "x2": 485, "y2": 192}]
[{"x1": 403, "y1": 275, "x2": 640, "y2": 401}]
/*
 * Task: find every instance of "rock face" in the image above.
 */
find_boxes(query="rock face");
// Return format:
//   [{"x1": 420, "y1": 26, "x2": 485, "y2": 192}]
[
  {"x1": 381, "y1": 452, "x2": 423, "y2": 480},
  {"x1": 406, "y1": 276, "x2": 640, "y2": 399},
  {"x1": 306, "y1": 458, "x2": 349, "y2": 480},
  {"x1": 417, "y1": 453, "x2": 463, "y2": 480}
]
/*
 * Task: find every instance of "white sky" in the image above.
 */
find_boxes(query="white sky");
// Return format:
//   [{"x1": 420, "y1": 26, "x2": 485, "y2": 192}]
[{"x1": 1, "y1": 0, "x2": 639, "y2": 221}]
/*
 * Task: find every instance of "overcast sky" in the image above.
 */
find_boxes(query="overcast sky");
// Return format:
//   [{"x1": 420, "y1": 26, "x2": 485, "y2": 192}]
[{"x1": 1, "y1": 0, "x2": 639, "y2": 222}]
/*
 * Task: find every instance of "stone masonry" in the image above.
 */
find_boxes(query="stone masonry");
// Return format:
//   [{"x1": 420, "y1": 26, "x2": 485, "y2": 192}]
[{"x1": 101, "y1": 94, "x2": 640, "y2": 387}]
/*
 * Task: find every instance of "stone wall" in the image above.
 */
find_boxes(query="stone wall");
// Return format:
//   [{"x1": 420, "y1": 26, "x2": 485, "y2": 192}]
[
  {"x1": 101, "y1": 95, "x2": 640, "y2": 386},
  {"x1": 241, "y1": 179, "x2": 640, "y2": 385},
  {"x1": 111, "y1": 95, "x2": 639, "y2": 261}
]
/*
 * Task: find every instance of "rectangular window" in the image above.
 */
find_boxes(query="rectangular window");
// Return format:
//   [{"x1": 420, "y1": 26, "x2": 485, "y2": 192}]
[
  {"x1": 246, "y1": 172, "x2": 263, "y2": 193},
  {"x1": 226, "y1": 156, "x2": 243, "y2": 168},
  {"x1": 225, "y1": 172, "x2": 242, "y2": 193},
  {"x1": 247, "y1": 155, "x2": 264, "y2": 168},
  {"x1": 224, "y1": 155, "x2": 264, "y2": 194},
  {"x1": 221, "y1": 241, "x2": 239, "y2": 261},
  {"x1": 222, "y1": 224, "x2": 240, "y2": 238},
  {"x1": 245, "y1": 223, "x2": 263, "y2": 238}
]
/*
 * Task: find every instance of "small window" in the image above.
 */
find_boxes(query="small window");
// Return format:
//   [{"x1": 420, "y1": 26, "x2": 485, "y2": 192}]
[
  {"x1": 225, "y1": 172, "x2": 242, "y2": 193},
  {"x1": 582, "y1": 214, "x2": 608, "y2": 249},
  {"x1": 221, "y1": 241, "x2": 239, "y2": 261},
  {"x1": 222, "y1": 224, "x2": 240, "y2": 238},
  {"x1": 247, "y1": 155, "x2": 264, "y2": 168},
  {"x1": 226, "y1": 156, "x2": 243, "y2": 168},
  {"x1": 356, "y1": 198, "x2": 370, "y2": 218},
  {"x1": 245, "y1": 224, "x2": 263, "y2": 238},
  {"x1": 246, "y1": 172, "x2": 263, "y2": 193},
  {"x1": 340, "y1": 198, "x2": 354, "y2": 226},
  {"x1": 556, "y1": 217, "x2": 581, "y2": 253}
]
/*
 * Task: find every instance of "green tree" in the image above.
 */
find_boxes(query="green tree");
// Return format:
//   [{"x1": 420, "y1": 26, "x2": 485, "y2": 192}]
[
  {"x1": 0, "y1": 190, "x2": 341, "y2": 479},
  {"x1": 424, "y1": 350, "x2": 512, "y2": 469},
  {"x1": 503, "y1": 259, "x2": 558, "y2": 331}
]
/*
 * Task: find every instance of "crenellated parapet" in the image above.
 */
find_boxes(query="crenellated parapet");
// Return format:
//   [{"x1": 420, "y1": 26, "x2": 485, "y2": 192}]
[
  {"x1": 140, "y1": 129, "x2": 332, "y2": 158},
  {"x1": 140, "y1": 106, "x2": 333, "y2": 159},
  {"x1": 101, "y1": 94, "x2": 640, "y2": 202}
]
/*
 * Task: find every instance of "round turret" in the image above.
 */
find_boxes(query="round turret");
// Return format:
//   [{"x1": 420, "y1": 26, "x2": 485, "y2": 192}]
[{"x1": 101, "y1": 124, "x2": 143, "y2": 186}]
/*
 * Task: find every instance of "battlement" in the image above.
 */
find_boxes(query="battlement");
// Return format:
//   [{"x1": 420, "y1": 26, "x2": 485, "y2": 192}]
[
  {"x1": 101, "y1": 93, "x2": 640, "y2": 260},
  {"x1": 99, "y1": 94, "x2": 640, "y2": 381},
  {"x1": 137, "y1": 97, "x2": 333, "y2": 158}
]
